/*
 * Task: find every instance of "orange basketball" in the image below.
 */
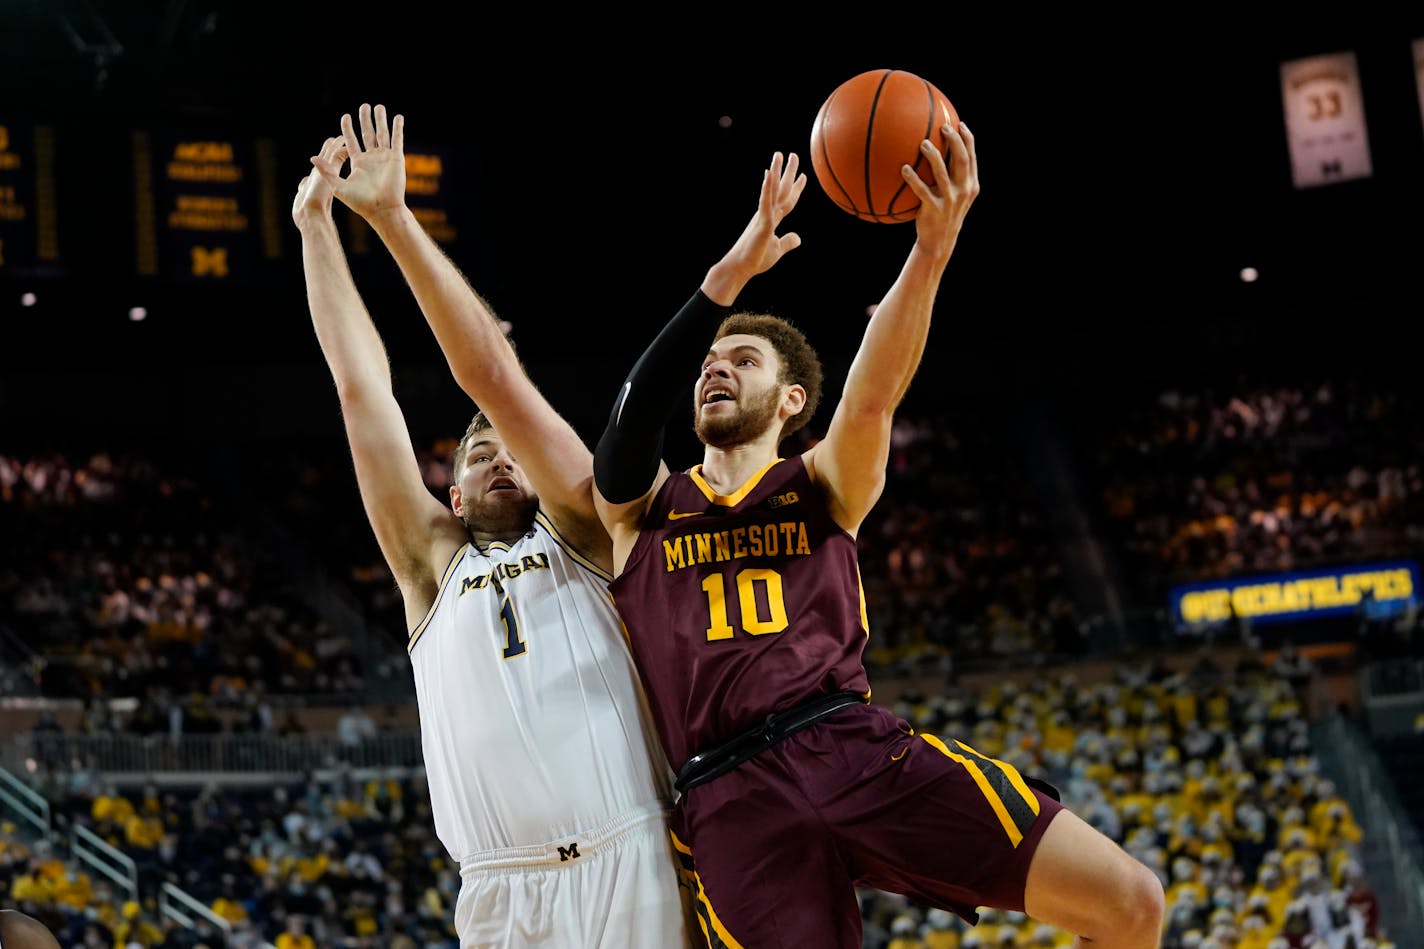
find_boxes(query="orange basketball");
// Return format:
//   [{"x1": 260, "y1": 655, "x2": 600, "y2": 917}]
[{"x1": 809, "y1": 68, "x2": 959, "y2": 223}]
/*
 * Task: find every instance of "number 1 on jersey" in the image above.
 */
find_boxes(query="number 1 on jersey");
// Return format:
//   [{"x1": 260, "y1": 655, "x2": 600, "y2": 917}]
[
  {"x1": 699, "y1": 568, "x2": 789, "y2": 641},
  {"x1": 499, "y1": 594, "x2": 526, "y2": 659}
]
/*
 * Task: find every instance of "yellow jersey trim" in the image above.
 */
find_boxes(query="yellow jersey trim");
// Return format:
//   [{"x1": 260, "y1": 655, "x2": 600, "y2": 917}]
[
  {"x1": 407, "y1": 543, "x2": 470, "y2": 654},
  {"x1": 534, "y1": 511, "x2": 612, "y2": 582},
  {"x1": 688, "y1": 458, "x2": 784, "y2": 507},
  {"x1": 919, "y1": 734, "x2": 1040, "y2": 847},
  {"x1": 692, "y1": 868, "x2": 746, "y2": 949}
]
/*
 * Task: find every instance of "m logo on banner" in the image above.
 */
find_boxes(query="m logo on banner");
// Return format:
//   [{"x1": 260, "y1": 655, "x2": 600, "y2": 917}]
[{"x1": 191, "y1": 246, "x2": 229, "y2": 277}]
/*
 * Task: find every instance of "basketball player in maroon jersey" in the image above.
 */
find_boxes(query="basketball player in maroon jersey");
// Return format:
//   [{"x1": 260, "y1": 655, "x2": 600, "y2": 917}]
[{"x1": 592, "y1": 125, "x2": 1165, "y2": 948}]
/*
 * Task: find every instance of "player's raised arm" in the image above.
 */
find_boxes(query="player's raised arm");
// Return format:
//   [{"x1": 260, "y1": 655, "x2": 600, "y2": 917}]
[
  {"x1": 295, "y1": 137, "x2": 463, "y2": 617},
  {"x1": 805, "y1": 121, "x2": 978, "y2": 534},
  {"x1": 311, "y1": 103, "x2": 608, "y2": 566},
  {"x1": 592, "y1": 152, "x2": 806, "y2": 568}
]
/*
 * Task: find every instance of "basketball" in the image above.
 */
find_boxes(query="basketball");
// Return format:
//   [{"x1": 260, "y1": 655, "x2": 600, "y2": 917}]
[{"x1": 809, "y1": 68, "x2": 960, "y2": 223}]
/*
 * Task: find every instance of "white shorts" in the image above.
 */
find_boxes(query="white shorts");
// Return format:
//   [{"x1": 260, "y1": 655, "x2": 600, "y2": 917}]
[{"x1": 454, "y1": 802, "x2": 695, "y2": 949}]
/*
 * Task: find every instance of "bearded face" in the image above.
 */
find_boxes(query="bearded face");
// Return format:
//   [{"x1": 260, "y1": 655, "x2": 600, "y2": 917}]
[
  {"x1": 694, "y1": 378, "x2": 784, "y2": 448},
  {"x1": 452, "y1": 435, "x2": 539, "y2": 534},
  {"x1": 457, "y1": 490, "x2": 538, "y2": 535}
]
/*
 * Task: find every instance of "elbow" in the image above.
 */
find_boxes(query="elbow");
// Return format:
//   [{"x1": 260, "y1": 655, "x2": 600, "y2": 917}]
[
  {"x1": 333, "y1": 374, "x2": 390, "y2": 407},
  {"x1": 451, "y1": 358, "x2": 516, "y2": 403}
]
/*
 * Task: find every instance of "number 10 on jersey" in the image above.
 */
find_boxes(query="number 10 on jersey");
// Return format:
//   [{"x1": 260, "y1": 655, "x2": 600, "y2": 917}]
[{"x1": 699, "y1": 568, "x2": 789, "y2": 641}]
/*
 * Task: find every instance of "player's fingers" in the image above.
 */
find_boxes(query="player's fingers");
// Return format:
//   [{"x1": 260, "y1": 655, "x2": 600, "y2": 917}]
[
  {"x1": 959, "y1": 122, "x2": 978, "y2": 183},
  {"x1": 789, "y1": 173, "x2": 808, "y2": 203},
  {"x1": 942, "y1": 122, "x2": 970, "y2": 183},
  {"x1": 340, "y1": 113, "x2": 361, "y2": 156},
  {"x1": 374, "y1": 104, "x2": 390, "y2": 149},
  {"x1": 918, "y1": 138, "x2": 950, "y2": 191},
  {"x1": 392, "y1": 114, "x2": 405, "y2": 153},
  {"x1": 781, "y1": 152, "x2": 800, "y2": 186},
  {"x1": 358, "y1": 103, "x2": 376, "y2": 152},
  {"x1": 312, "y1": 155, "x2": 341, "y2": 182},
  {"x1": 900, "y1": 156, "x2": 933, "y2": 202}
]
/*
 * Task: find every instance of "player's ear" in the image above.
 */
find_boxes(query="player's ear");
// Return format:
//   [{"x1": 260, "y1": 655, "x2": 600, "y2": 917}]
[
  {"x1": 781, "y1": 384, "x2": 806, "y2": 420},
  {"x1": 449, "y1": 484, "x2": 463, "y2": 516}
]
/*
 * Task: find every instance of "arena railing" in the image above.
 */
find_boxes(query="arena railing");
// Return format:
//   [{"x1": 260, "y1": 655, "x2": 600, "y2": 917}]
[
  {"x1": 70, "y1": 822, "x2": 139, "y2": 904},
  {"x1": 1317, "y1": 712, "x2": 1424, "y2": 946},
  {"x1": 0, "y1": 764, "x2": 51, "y2": 837},
  {"x1": 6, "y1": 728, "x2": 424, "y2": 775},
  {"x1": 158, "y1": 881, "x2": 277, "y2": 949}
]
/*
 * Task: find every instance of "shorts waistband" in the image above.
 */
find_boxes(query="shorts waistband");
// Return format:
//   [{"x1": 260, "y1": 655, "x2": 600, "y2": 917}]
[
  {"x1": 459, "y1": 801, "x2": 668, "y2": 873},
  {"x1": 675, "y1": 690, "x2": 868, "y2": 794}
]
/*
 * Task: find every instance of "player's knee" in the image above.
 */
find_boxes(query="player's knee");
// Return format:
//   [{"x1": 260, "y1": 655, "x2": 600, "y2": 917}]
[{"x1": 1113, "y1": 860, "x2": 1165, "y2": 941}]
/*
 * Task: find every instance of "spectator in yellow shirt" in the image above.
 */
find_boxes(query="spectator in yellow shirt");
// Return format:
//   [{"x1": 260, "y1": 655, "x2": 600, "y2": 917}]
[
  {"x1": 210, "y1": 876, "x2": 249, "y2": 925},
  {"x1": 275, "y1": 915, "x2": 316, "y2": 949},
  {"x1": 9, "y1": 861, "x2": 54, "y2": 904}
]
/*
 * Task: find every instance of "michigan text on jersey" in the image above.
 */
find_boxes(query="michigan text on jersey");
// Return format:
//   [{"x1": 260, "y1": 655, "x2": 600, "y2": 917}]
[{"x1": 458, "y1": 553, "x2": 552, "y2": 595}]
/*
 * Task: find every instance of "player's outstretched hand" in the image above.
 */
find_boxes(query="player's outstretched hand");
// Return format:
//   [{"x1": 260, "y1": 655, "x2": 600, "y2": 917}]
[
  {"x1": 292, "y1": 136, "x2": 344, "y2": 228},
  {"x1": 312, "y1": 102, "x2": 407, "y2": 223},
  {"x1": 723, "y1": 151, "x2": 808, "y2": 282},
  {"x1": 903, "y1": 121, "x2": 978, "y2": 263}
]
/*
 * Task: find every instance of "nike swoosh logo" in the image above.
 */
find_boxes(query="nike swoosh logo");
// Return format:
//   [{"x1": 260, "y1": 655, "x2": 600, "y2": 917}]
[
  {"x1": 890, "y1": 748, "x2": 908, "y2": 762},
  {"x1": 614, "y1": 382, "x2": 631, "y2": 426},
  {"x1": 667, "y1": 509, "x2": 703, "y2": 520}
]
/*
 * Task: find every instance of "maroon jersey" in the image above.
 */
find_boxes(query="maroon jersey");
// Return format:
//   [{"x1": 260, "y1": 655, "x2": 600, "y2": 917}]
[{"x1": 609, "y1": 455, "x2": 871, "y2": 767}]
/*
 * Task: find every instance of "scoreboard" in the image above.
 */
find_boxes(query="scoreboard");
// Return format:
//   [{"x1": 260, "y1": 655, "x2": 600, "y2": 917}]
[{"x1": 0, "y1": 116, "x2": 462, "y2": 289}]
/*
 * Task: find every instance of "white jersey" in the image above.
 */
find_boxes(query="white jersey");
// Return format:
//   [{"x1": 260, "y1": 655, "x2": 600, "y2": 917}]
[{"x1": 407, "y1": 511, "x2": 673, "y2": 862}]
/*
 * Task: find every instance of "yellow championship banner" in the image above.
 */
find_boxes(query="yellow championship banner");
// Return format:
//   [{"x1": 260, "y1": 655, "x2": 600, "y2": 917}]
[
  {"x1": 1171, "y1": 561, "x2": 1420, "y2": 630},
  {"x1": 0, "y1": 119, "x2": 59, "y2": 274}
]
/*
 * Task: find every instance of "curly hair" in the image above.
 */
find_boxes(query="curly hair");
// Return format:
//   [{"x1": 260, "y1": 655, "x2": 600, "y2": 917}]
[{"x1": 713, "y1": 313, "x2": 823, "y2": 440}]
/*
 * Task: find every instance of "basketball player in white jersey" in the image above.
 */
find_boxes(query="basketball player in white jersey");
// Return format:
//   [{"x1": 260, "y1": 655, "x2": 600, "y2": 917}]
[{"x1": 295, "y1": 104, "x2": 696, "y2": 948}]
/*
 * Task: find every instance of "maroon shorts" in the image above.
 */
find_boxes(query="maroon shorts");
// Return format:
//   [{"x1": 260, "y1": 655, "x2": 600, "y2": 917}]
[{"x1": 673, "y1": 702, "x2": 1064, "y2": 949}]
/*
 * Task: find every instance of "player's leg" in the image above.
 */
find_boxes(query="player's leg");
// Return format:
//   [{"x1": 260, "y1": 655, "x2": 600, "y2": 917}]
[
  {"x1": 594, "y1": 814, "x2": 702, "y2": 949},
  {"x1": 677, "y1": 759, "x2": 862, "y2": 949},
  {"x1": 453, "y1": 869, "x2": 530, "y2": 949},
  {"x1": 1021, "y1": 807, "x2": 1165, "y2": 948},
  {"x1": 810, "y1": 707, "x2": 1065, "y2": 924}
]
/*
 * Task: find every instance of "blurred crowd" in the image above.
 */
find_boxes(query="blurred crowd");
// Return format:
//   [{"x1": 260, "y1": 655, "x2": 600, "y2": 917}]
[
  {"x1": 855, "y1": 412, "x2": 1085, "y2": 671},
  {"x1": 6, "y1": 370, "x2": 1422, "y2": 700},
  {"x1": 3, "y1": 764, "x2": 456, "y2": 948},
  {"x1": 4, "y1": 661, "x2": 1397, "y2": 948},
  {"x1": 1091, "y1": 377, "x2": 1424, "y2": 605},
  {"x1": 0, "y1": 452, "x2": 368, "y2": 703}
]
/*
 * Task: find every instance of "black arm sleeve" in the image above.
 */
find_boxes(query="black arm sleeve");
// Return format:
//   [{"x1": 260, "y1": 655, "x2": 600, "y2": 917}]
[{"x1": 594, "y1": 289, "x2": 730, "y2": 503}]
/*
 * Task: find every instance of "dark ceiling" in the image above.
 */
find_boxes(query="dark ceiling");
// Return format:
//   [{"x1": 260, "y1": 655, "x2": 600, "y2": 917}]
[{"x1": 1, "y1": 4, "x2": 1422, "y2": 442}]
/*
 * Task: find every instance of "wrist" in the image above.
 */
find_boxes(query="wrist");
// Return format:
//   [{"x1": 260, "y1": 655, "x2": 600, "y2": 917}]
[
  {"x1": 295, "y1": 212, "x2": 337, "y2": 236},
  {"x1": 365, "y1": 203, "x2": 416, "y2": 238},
  {"x1": 700, "y1": 259, "x2": 751, "y2": 307}
]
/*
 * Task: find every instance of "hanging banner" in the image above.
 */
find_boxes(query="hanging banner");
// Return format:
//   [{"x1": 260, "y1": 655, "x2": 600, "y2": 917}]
[
  {"x1": 0, "y1": 120, "x2": 59, "y2": 275},
  {"x1": 133, "y1": 128, "x2": 266, "y2": 282},
  {"x1": 1280, "y1": 51, "x2": 1373, "y2": 188},
  {"x1": 1415, "y1": 38, "x2": 1424, "y2": 141}
]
